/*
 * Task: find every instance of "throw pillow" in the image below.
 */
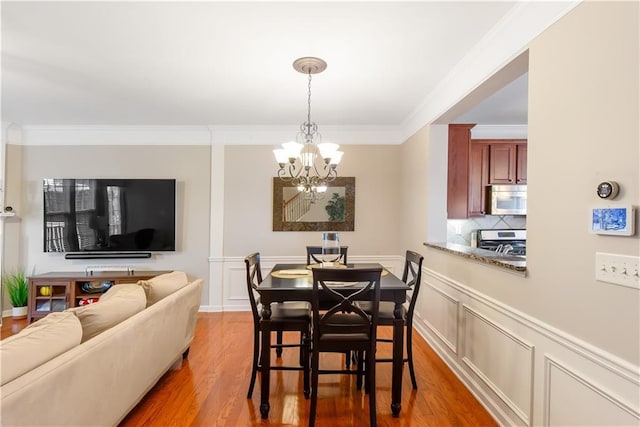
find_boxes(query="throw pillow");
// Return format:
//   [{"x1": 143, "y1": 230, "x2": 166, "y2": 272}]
[
  {"x1": 137, "y1": 270, "x2": 189, "y2": 307},
  {"x1": 67, "y1": 284, "x2": 146, "y2": 342},
  {"x1": 0, "y1": 311, "x2": 82, "y2": 385}
]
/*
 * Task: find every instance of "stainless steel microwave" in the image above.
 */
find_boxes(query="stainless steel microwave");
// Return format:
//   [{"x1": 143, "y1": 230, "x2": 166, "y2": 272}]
[{"x1": 489, "y1": 185, "x2": 527, "y2": 215}]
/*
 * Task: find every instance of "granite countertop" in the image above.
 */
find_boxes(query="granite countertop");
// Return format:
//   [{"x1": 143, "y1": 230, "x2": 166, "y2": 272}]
[{"x1": 423, "y1": 242, "x2": 527, "y2": 274}]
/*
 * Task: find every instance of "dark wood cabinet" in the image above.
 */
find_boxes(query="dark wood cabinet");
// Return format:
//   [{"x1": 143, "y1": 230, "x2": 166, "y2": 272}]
[
  {"x1": 27, "y1": 270, "x2": 170, "y2": 322},
  {"x1": 448, "y1": 129, "x2": 527, "y2": 218},
  {"x1": 487, "y1": 140, "x2": 527, "y2": 184},
  {"x1": 447, "y1": 124, "x2": 475, "y2": 219},
  {"x1": 516, "y1": 144, "x2": 527, "y2": 184},
  {"x1": 468, "y1": 142, "x2": 489, "y2": 216}
]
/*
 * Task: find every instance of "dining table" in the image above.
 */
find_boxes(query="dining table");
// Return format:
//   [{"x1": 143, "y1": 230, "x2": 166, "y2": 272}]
[{"x1": 256, "y1": 262, "x2": 410, "y2": 419}]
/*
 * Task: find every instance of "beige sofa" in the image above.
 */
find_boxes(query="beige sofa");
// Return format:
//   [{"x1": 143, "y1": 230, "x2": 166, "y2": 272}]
[{"x1": 0, "y1": 271, "x2": 203, "y2": 427}]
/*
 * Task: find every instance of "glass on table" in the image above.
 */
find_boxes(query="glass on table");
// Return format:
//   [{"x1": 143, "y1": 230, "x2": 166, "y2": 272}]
[{"x1": 321, "y1": 232, "x2": 340, "y2": 267}]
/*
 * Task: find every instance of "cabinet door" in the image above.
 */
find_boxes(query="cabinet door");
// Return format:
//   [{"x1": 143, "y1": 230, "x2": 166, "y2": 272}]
[
  {"x1": 468, "y1": 143, "x2": 489, "y2": 216},
  {"x1": 489, "y1": 144, "x2": 517, "y2": 184},
  {"x1": 516, "y1": 144, "x2": 527, "y2": 184},
  {"x1": 447, "y1": 124, "x2": 475, "y2": 218},
  {"x1": 28, "y1": 280, "x2": 71, "y2": 322}
]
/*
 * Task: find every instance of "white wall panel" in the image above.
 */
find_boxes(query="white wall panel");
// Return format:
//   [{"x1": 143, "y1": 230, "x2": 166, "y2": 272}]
[
  {"x1": 422, "y1": 283, "x2": 459, "y2": 354},
  {"x1": 545, "y1": 357, "x2": 639, "y2": 427},
  {"x1": 415, "y1": 267, "x2": 640, "y2": 427},
  {"x1": 462, "y1": 306, "x2": 534, "y2": 425}
]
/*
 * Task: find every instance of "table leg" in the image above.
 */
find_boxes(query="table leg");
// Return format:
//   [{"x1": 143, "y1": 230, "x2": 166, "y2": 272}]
[
  {"x1": 260, "y1": 303, "x2": 272, "y2": 419},
  {"x1": 391, "y1": 304, "x2": 404, "y2": 417}
]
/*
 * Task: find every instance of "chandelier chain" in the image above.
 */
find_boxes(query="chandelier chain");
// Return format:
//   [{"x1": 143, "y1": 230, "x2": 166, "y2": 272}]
[
  {"x1": 274, "y1": 57, "x2": 341, "y2": 203},
  {"x1": 307, "y1": 73, "x2": 312, "y2": 130}
]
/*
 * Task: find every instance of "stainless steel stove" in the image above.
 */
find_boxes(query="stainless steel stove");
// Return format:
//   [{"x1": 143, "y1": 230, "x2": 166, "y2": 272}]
[{"x1": 476, "y1": 229, "x2": 526, "y2": 255}]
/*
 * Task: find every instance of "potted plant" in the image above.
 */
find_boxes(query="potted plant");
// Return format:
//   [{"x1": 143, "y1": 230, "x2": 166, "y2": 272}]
[{"x1": 4, "y1": 269, "x2": 29, "y2": 319}]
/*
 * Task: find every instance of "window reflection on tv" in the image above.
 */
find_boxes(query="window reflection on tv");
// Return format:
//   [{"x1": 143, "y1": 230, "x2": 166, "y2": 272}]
[{"x1": 43, "y1": 179, "x2": 176, "y2": 252}]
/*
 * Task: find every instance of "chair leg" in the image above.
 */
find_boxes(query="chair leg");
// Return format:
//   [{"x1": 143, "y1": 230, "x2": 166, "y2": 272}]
[
  {"x1": 276, "y1": 330, "x2": 283, "y2": 357},
  {"x1": 247, "y1": 327, "x2": 260, "y2": 398},
  {"x1": 345, "y1": 350, "x2": 351, "y2": 368},
  {"x1": 303, "y1": 331, "x2": 310, "y2": 398},
  {"x1": 363, "y1": 350, "x2": 370, "y2": 394},
  {"x1": 356, "y1": 350, "x2": 364, "y2": 390},
  {"x1": 309, "y1": 346, "x2": 320, "y2": 427},
  {"x1": 407, "y1": 325, "x2": 418, "y2": 389},
  {"x1": 367, "y1": 349, "x2": 377, "y2": 427}
]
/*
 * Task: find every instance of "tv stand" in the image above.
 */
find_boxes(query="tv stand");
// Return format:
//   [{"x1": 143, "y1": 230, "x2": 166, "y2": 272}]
[
  {"x1": 64, "y1": 252, "x2": 152, "y2": 260},
  {"x1": 27, "y1": 270, "x2": 170, "y2": 322}
]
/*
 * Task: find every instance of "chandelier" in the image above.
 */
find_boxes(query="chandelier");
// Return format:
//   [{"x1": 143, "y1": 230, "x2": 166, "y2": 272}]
[{"x1": 273, "y1": 57, "x2": 343, "y2": 202}]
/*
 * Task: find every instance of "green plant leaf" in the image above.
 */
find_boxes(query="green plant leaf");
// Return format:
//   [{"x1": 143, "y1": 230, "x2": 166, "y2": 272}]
[{"x1": 3, "y1": 269, "x2": 29, "y2": 307}]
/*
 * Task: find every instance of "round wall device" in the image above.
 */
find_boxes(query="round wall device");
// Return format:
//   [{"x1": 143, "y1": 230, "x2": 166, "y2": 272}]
[{"x1": 596, "y1": 181, "x2": 619, "y2": 199}]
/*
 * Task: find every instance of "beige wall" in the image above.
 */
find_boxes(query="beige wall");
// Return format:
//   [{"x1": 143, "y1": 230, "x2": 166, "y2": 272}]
[
  {"x1": 399, "y1": 125, "x2": 430, "y2": 254},
  {"x1": 223, "y1": 144, "x2": 402, "y2": 257},
  {"x1": 420, "y1": 1, "x2": 639, "y2": 365},
  {"x1": 2, "y1": 144, "x2": 24, "y2": 310},
  {"x1": 526, "y1": 0, "x2": 639, "y2": 361},
  {"x1": 6, "y1": 145, "x2": 211, "y2": 304}
]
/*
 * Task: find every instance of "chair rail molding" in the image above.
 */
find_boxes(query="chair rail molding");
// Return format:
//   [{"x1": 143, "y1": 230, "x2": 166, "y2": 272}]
[{"x1": 413, "y1": 267, "x2": 640, "y2": 426}]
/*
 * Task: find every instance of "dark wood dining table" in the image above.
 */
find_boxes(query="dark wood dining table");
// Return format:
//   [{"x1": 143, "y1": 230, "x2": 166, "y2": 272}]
[{"x1": 256, "y1": 263, "x2": 410, "y2": 419}]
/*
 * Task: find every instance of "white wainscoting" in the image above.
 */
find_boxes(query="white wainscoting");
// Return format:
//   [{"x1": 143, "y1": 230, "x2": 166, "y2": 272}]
[
  {"x1": 415, "y1": 268, "x2": 640, "y2": 427},
  {"x1": 205, "y1": 255, "x2": 404, "y2": 313}
]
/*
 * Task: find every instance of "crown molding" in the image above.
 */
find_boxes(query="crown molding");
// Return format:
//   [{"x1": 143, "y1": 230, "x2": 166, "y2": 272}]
[
  {"x1": 18, "y1": 125, "x2": 212, "y2": 146},
  {"x1": 9, "y1": 2, "x2": 578, "y2": 147},
  {"x1": 14, "y1": 124, "x2": 404, "y2": 146},
  {"x1": 401, "y1": 0, "x2": 581, "y2": 141}
]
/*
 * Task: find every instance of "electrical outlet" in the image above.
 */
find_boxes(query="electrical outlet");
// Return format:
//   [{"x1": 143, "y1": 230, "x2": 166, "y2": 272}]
[{"x1": 595, "y1": 252, "x2": 640, "y2": 289}]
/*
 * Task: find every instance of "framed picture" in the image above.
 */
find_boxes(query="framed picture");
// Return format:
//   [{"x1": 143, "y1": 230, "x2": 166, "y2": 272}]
[
  {"x1": 273, "y1": 177, "x2": 355, "y2": 232},
  {"x1": 590, "y1": 205, "x2": 635, "y2": 236}
]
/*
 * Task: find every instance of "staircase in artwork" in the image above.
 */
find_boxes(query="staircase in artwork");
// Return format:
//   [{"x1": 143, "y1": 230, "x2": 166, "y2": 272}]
[{"x1": 283, "y1": 192, "x2": 311, "y2": 222}]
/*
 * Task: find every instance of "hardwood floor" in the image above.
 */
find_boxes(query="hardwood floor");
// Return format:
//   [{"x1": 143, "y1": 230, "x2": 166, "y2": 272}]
[{"x1": 2, "y1": 313, "x2": 497, "y2": 426}]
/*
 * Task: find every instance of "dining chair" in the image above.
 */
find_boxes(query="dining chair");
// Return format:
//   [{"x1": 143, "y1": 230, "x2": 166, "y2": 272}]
[
  {"x1": 274, "y1": 245, "x2": 350, "y2": 358},
  {"x1": 244, "y1": 252, "x2": 311, "y2": 398},
  {"x1": 358, "y1": 250, "x2": 424, "y2": 389},
  {"x1": 309, "y1": 267, "x2": 382, "y2": 427},
  {"x1": 305, "y1": 245, "x2": 353, "y2": 367},
  {"x1": 306, "y1": 245, "x2": 349, "y2": 265}
]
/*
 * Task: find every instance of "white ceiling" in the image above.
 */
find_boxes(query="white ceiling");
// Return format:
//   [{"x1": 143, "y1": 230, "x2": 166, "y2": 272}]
[{"x1": 1, "y1": 1, "x2": 527, "y2": 128}]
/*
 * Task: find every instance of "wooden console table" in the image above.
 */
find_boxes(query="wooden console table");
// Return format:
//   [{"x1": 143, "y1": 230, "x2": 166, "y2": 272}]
[{"x1": 27, "y1": 270, "x2": 170, "y2": 323}]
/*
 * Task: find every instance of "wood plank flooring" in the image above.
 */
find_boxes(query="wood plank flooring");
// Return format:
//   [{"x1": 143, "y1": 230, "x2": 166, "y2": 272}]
[{"x1": 2, "y1": 312, "x2": 497, "y2": 426}]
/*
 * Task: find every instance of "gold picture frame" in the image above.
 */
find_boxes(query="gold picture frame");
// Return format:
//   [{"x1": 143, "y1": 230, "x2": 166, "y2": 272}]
[{"x1": 272, "y1": 177, "x2": 355, "y2": 231}]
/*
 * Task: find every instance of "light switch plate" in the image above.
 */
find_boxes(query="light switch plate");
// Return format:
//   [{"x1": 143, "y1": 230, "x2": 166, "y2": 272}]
[{"x1": 595, "y1": 252, "x2": 640, "y2": 289}]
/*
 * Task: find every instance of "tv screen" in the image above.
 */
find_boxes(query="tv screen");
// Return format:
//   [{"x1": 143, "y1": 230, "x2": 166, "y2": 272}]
[{"x1": 43, "y1": 178, "x2": 176, "y2": 253}]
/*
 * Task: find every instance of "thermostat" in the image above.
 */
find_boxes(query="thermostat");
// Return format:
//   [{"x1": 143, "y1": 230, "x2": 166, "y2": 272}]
[{"x1": 596, "y1": 181, "x2": 619, "y2": 199}]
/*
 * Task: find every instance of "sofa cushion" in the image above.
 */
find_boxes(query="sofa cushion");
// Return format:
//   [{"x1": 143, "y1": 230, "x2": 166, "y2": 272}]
[
  {"x1": 137, "y1": 270, "x2": 189, "y2": 306},
  {"x1": 0, "y1": 311, "x2": 82, "y2": 386},
  {"x1": 68, "y1": 284, "x2": 146, "y2": 342}
]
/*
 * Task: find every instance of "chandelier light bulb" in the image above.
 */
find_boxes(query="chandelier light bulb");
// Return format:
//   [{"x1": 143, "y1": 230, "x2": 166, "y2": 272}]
[
  {"x1": 300, "y1": 143, "x2": 317, "y2": 169},
  {"x1": 330, "y1": 151, "x2": 344, "y2": 166},
  {"x1": 282, "y1": 141, "x2": 303, "y2": 159},
  {"x1": 318, "y1": 142, "x2": 339, "y2": 160},
  {"x1": 273, "y1": 148, "x2": 288, "y2": 164}
]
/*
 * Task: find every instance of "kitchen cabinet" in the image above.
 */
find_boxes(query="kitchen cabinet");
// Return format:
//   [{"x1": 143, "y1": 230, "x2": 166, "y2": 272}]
[
  {"x1": 488, "y1": 141, "x2": 527, "y2": 184},
  {"x1": 516, "y1": 144, "x2": 527, "y2": 184},
  {"x1": 447, "y1": 124, "x2": 475, "y2": 219},
  {"x1": 468, "y1": 142, "x2": 489, "y2": 216},
  {"x1": 447, "y1": 126, "x2": 527, "y2": 219}
]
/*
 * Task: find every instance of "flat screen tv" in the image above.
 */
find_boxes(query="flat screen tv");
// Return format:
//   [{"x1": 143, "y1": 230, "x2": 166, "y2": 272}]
[{"x1": 43, "y1": 178, "x2": 176, "y2": 253}]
